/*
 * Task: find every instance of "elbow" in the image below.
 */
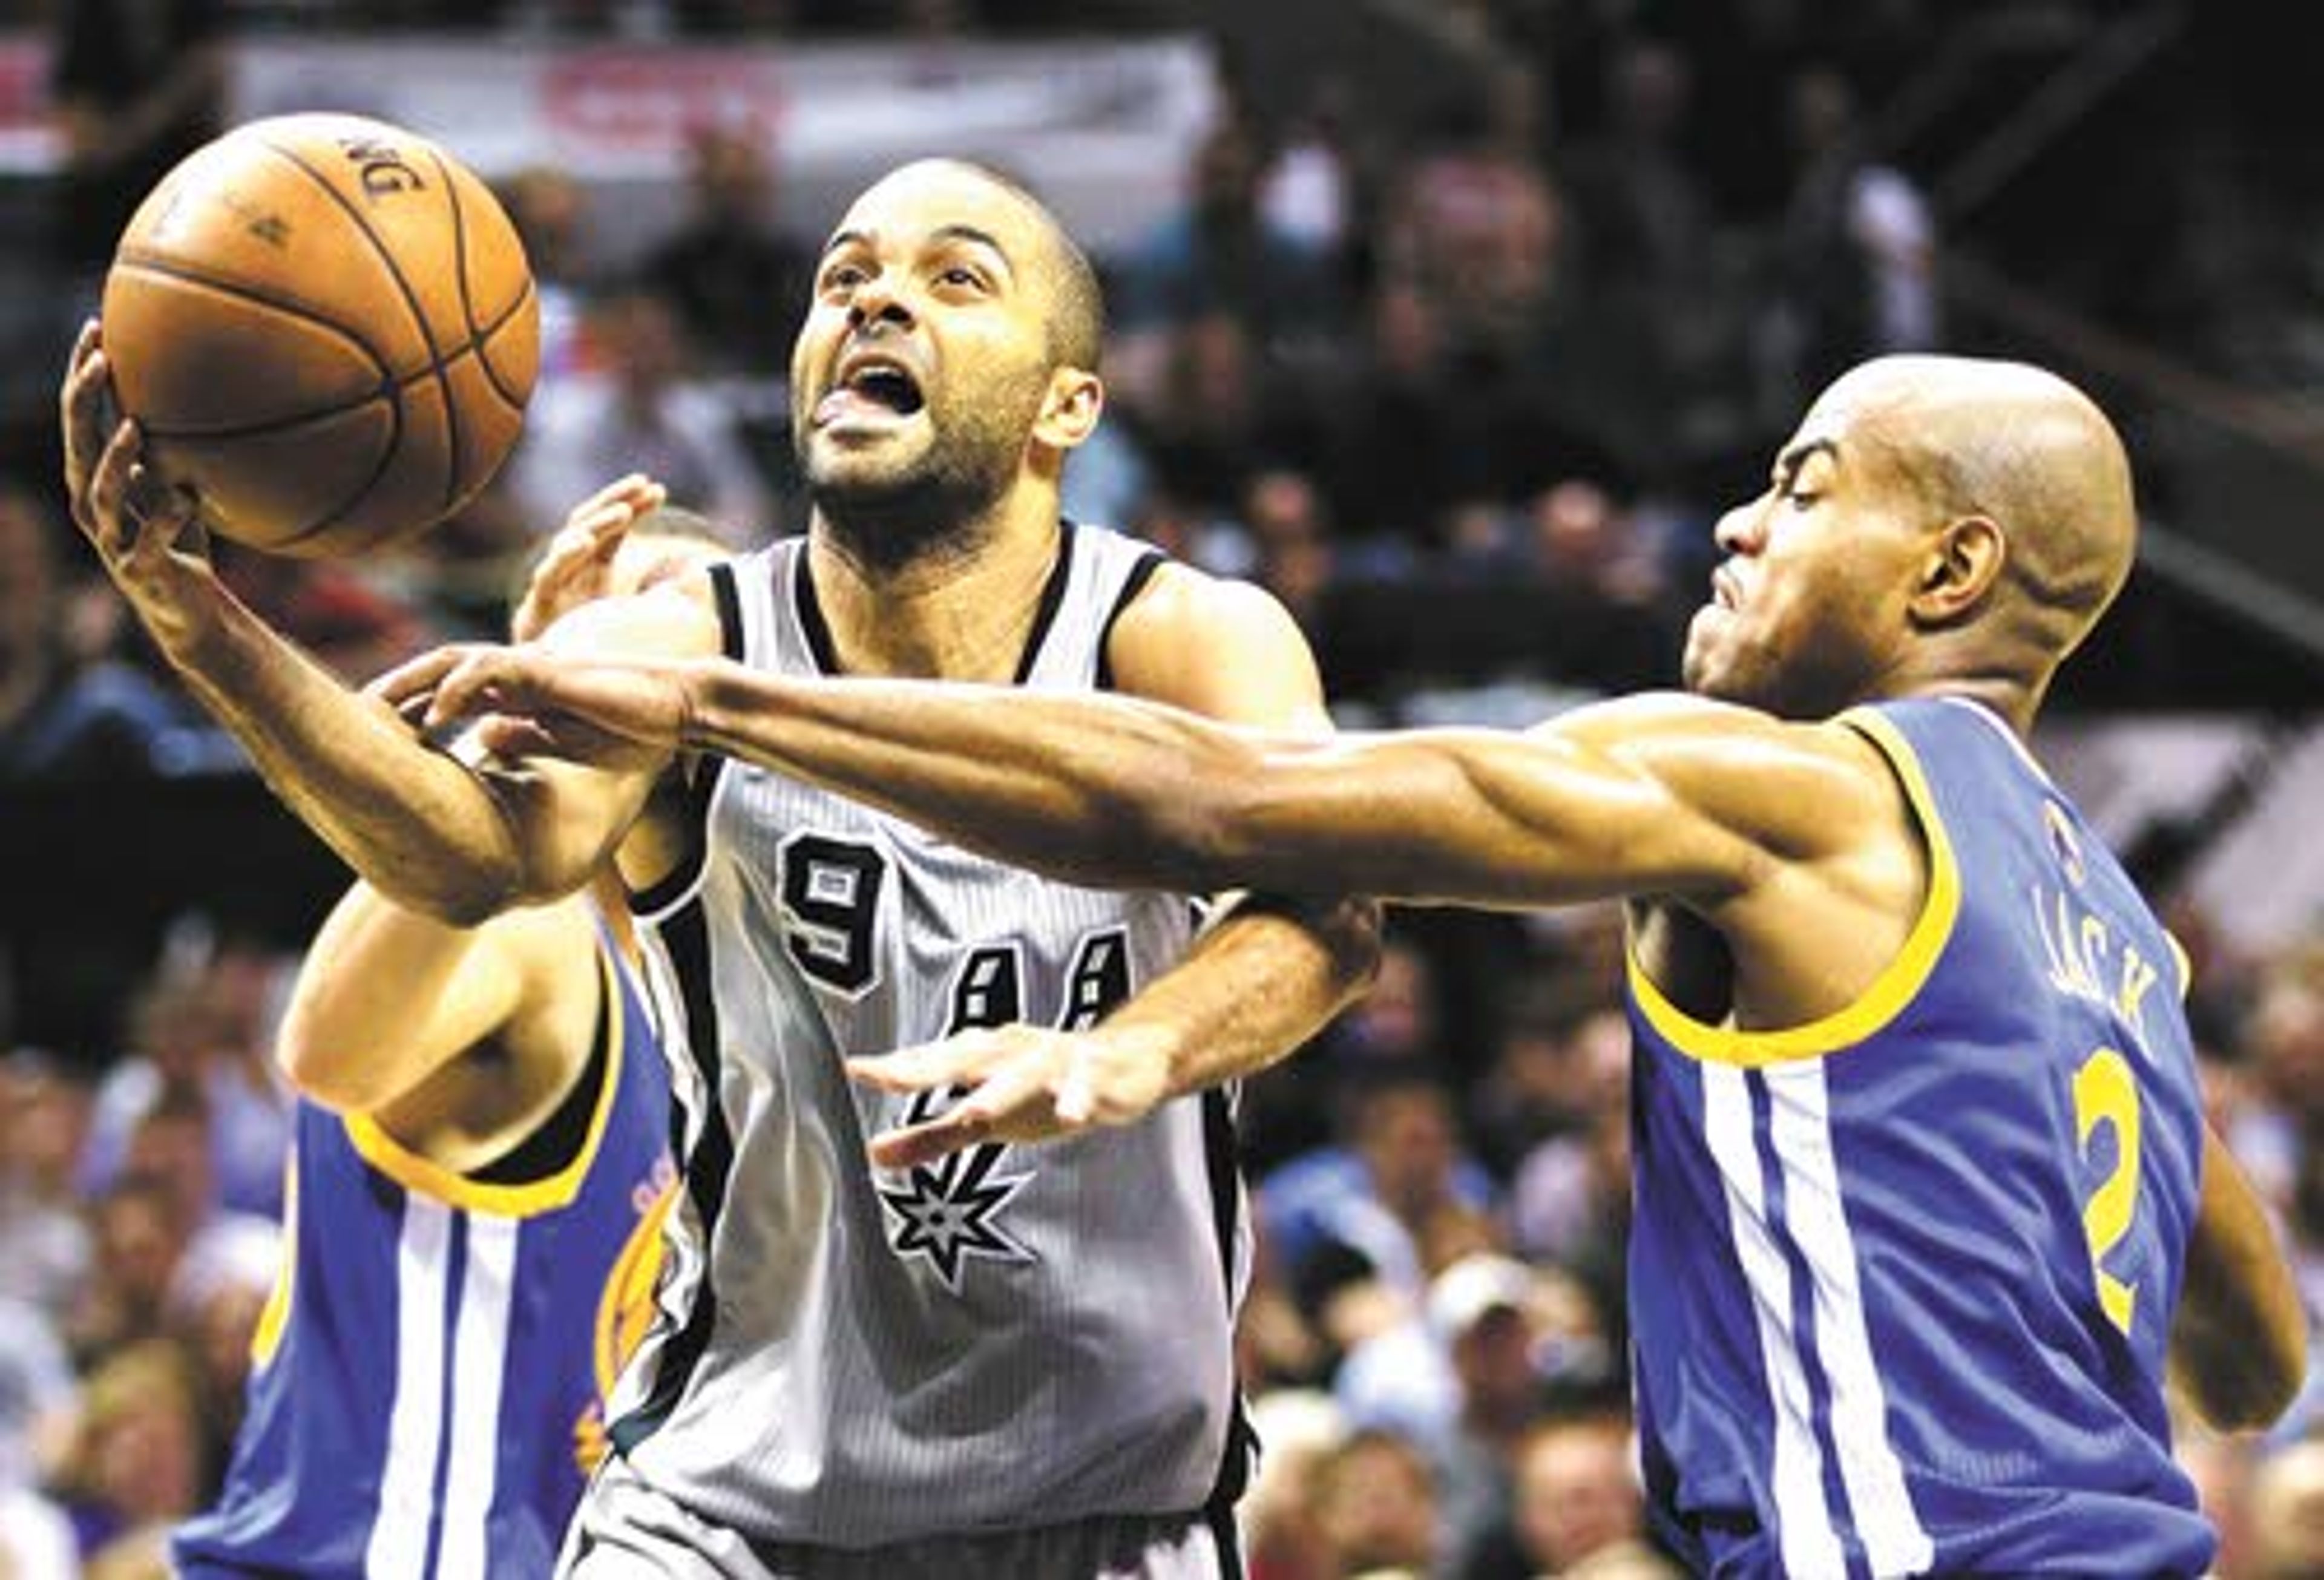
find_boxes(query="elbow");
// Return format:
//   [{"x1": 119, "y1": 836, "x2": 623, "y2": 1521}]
[{"x1": 2220, "y1": 1331, "x2": 2310, "y2": 1434}]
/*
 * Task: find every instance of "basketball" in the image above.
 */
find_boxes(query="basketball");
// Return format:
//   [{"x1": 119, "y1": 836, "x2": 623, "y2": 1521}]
[{"x1": 100, "y1": 113, "x2": 538, "y2": 557}]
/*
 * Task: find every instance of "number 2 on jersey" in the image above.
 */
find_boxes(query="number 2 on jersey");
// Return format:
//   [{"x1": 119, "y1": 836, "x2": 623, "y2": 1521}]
[{"x1": 2072, "y1": 1046, "x2": 2142, "y2": 1337}]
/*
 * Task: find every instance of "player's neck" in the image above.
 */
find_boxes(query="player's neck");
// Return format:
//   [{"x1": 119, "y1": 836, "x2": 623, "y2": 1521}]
[{"x1": 808, "y1": 499, "x2": 1063, "y2": 684}]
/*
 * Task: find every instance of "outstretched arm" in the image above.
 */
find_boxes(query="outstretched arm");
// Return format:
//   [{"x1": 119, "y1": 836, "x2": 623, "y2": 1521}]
[
  {"x1": 399, "y1": 645, "x2": 1866, "y2": 916},
  {"x1": 2170, "y1": 1126, "x2": 2308, "y2": 1431},
  {"x1": 62, "y1": 327, "x2": 700, "y2": 921}
]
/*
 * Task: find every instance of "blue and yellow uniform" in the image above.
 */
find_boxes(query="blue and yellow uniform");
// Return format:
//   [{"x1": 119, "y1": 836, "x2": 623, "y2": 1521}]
[
  {"x1": 174, "y1": 936, "x2": 675, "y2": 1580},
  {"x1": 1625, "y1": 697, "x2": 2209, "y2": 1578}
]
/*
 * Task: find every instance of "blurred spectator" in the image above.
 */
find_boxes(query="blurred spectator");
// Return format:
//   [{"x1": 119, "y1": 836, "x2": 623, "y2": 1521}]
[
  {"x1": 1756, "y1": 65, "x2": 1939, "y2": 419},
  {"x1": 62, "y1": 1178, "x2": 186, "y2": 1373},
  {"x1": 499, "y1": 166, "x2": 602, "y2": 387},
  {"x1": 0, "y1": 1050, "x2": 94, "y2": 1328},
  {"x1": 1316, "y1": 283, "x2": 1477, "y2": 544},
  {"x1": 1262, "y1": 1067, "x2": 1498, "y2": 1351},
  {"x1": 1503, "y1": 1409, "x2": 1681, "y2": 1580},
  {"x1": 47, "y1": 0, "x2": 225, "y2": 281},
  {"x1": 215, "y1": 548, "x2": 433, "y2": 685},
  {"x1": 1311, "y1": 1427, "x2": 1440, "y2": 1579},
  {"x1": 0, "y1": 485, "x2": 212, "y2": 781},
  {"x1": 1114, "y1": 120, "x2": 1344, "y2": 349},
  {"x1": 1135, "y1": 311, "x2": 1283, "y2": 517},
  {"x1": 0, "y1": 1297, "x2": 74, "y2": 1496},
  {"x1": 79, "y1": 940, "x2": 292, "y2": 1225},
  {"x1": 642, "y1": 121, "x2": 815, "y2": 378},
  {"x1": 1241, "y1": 1389, "x2": 1348, "y2": 1580},
  {"x1": 510, "y1": 284, "x2": 776, "y2": 548},
  {"x1": 54, "y1": 1339, "x2": 208, "y2": 1578}
]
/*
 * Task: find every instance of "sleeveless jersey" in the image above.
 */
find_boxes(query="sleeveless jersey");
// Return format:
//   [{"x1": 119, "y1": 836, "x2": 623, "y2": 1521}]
[
  {"x1": 608, "y1": 524, "x2": 1249, "y2": 1549},
  {"x1": 1624, "y1": 697, "x2": 2210, "y2": 1577},
  {"x1": 174, "y1": 934, "x2": 677, "y2": 1580}
]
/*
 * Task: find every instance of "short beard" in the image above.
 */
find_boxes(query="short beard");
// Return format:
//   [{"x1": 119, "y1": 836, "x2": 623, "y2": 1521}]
[
  {"x1": 806, "y1": 456, "x2": 1010, "y2": 577},
  {"x1": 799, "y1": 378, "x2": 1043, "y2": 577}
]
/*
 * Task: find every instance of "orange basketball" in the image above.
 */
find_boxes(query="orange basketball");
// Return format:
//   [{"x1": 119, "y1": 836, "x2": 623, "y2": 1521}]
[{"x1": 102, "y1": 113, "x2": 538, "y2": 557}]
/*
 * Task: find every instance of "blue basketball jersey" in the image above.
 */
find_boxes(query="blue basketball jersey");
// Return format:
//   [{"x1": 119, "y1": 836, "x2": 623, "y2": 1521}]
[
  {"x1": 1624, "y1": 698, "x2": 2210, "y2": 1578},
  {"x1": 173, "y1": 935, "x2": 675, "y2": 1580}
]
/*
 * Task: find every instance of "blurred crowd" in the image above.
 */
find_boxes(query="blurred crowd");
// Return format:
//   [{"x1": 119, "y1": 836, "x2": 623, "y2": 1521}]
[{"x1": 4, "y1": 2, "x2": 2323, "y2": 1578}]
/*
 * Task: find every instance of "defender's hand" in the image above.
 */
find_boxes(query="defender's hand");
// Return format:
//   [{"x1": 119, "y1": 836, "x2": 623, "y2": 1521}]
[
  {"x1": 510, "y1": 474, "x2": 668, "y2": 641},
  {"x1": 849, "y1": 1024, "x2": 1172, "y2": 1170},
  {"x1": 373, "y1": 642, "x2": 697, "y2": 773}
]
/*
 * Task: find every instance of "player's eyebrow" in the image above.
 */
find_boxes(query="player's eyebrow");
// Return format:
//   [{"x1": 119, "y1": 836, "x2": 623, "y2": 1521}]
[
  {"x1": 1773, "y1": 438, "x2": 1839, "y2": 485},
  {"x1": 927, "y1": 224, "x2": 1015, "y2": 278},
  {"x1": 819, "y1": 228, "x2": 871, "y2": 260}
]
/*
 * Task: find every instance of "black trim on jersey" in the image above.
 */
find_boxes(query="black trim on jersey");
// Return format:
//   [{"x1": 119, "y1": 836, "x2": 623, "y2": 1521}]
[
  {"x1": 793, "y1": 522, "x2": 1079, "y2": 687},
  {"x1": 1199, "y1": 1087, "x2": 1257, "y2": 1524},
  {"x1": 468, "y1": 947, "x2": 612, "y2": 1185},
  {"x1": 1206, "y1": 1497, "x2": 1247, "y2": 1580},
  {"x1": 792, "y1": 543, "x2": 845, "y2": 678},
  {"x1": 1092, "y1": 546, "x2": 1169, "y2": 693},
  {"x1": 608, "y1": 900, "x2": 734, "y2": 1455},
  {"x1": 1009, "y1": 518, "x2": 1080, "y2": 685},
  {"x1": 628, "y1": 561, "x2": 745, "y2": 920}
]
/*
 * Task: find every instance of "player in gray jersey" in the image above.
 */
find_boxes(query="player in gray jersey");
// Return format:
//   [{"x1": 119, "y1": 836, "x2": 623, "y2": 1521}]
[{"x1": 64, "y1": 159, "x2": 1378, "y2": 1579}]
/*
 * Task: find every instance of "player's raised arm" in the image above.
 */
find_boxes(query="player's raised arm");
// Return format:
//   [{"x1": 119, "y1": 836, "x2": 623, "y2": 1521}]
[{"x1": 61, "y1": 329, "x2": 705, "y2": 922}]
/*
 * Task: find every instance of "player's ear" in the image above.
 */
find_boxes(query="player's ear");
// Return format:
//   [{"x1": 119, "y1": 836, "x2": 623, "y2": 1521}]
[
  {"x1": 1911, "y1": 514, "x2": 2006, "y2": 626},
  {"x1": 1032, "y1": 367, "x2": 1103, "y2": 452}
]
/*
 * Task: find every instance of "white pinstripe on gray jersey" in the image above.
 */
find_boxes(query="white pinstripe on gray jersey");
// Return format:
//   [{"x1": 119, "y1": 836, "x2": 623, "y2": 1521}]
[{"x1": 605, "y1": 525, "x2": 1252, "y2": 1550}]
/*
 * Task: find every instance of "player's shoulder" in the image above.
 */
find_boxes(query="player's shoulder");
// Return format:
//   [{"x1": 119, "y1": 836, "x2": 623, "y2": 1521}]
[
  {"x1": 1104, "y1": 559, "x2": 1324, "y2": 727},
  {"x1": 1551, "y1": 693, "x2": 1905, "y2": 848},
  {"x1": 1109, "y1": 558, "x2": 1312, "y2": 669}
]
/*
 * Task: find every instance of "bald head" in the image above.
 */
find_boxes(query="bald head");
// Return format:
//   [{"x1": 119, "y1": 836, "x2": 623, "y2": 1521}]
[
  {"x1": 851, "y1": 158, "x2": 1105, "y2": 373},
  {"x1": 1819, "y1": 355, "x2": 2138, "y2": 658}
]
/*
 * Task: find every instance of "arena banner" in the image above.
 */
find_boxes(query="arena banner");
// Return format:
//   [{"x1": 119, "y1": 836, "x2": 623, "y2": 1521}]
[{"x1": 226, "y1": 34, "x2": 1218, "y2": 256}]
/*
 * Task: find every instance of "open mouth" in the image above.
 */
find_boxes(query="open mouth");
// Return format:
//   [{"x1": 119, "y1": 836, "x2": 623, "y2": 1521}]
[{"x1": 845, "y1": 363, "x2": 924, "y2": 415}]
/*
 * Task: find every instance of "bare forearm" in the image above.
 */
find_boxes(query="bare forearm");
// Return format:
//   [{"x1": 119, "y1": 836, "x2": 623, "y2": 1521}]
[
  {"x1": 153, "y1": 577, "x2": 524, "y2": 921},
  {"x1": 1101, "y1": 896, "x2": 1382, "y2": 1097},
  {"x1": 689, "y1": 665, "x2": 1264, "y2": 891},
  {"x1": 2172, "y1": 1128, "x2": 2308, "y2": 1431}
]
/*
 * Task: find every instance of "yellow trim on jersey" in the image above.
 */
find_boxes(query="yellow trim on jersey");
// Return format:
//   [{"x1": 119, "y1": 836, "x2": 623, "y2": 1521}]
[
  {"x1": 343, "y1": 944, "x2": 626, "y2": 1218},
  {"x1": 2165, "y1": 931, "x2": 2194, "y2": 1003},
  {"x1": 1626, "y1": 707, "x2": 1961, "y2": 1067},
  {"x1": 250, "y1": 1149, "x2": 297, "y2": 1367}
]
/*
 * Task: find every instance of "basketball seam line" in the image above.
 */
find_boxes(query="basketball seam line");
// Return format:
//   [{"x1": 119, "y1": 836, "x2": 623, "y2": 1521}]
[
  {"x1": 425, "y1": 146, "x2": 468, "y2": 508},
  {"x1": 109, "y1": 252, "x2": 395, "y2": 389},
  {"x1": 108, "y1": 249, "x2": 404, "y2": 546},
  {"x1": 136, "y1": 343, "x2": 497, "y2": 442},
  {"x1": 264, "y1": 136, "x2": 460, "y2": 525},
  {"x1": 431, "y1": 148, "x2": 533, "y2": 422}
]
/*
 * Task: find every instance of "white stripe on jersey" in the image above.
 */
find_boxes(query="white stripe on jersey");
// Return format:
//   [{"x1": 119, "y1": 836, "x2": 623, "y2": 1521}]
[
  {"x1": 368, "y1": 1198, "x2": 451, "y2": 1580},
  {"x1": 1702, "y1": 1064, "x2": 1847, "y2": 1580},
  {"x1": 437, "y1": 1215, "x2": 520, "y2": 1579},
  {"x1": 1766, "y1": 1063, "x2": 1935, "y2": 1577}
]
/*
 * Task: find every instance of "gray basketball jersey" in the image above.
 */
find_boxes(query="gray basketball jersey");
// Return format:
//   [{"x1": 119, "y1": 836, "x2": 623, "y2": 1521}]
[{"x1": 606, "y1": 525, "x2": 1252, "y2": 1550}]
